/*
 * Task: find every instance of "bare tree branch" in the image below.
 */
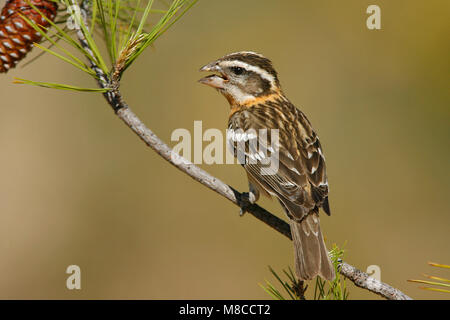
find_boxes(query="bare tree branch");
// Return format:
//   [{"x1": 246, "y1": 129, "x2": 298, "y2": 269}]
[
  {"x1": 73, "y1": 5, "x2": 412, "y2": 301},
  {"x1": 339, "y1": 262, "x2": 412, "y2": 300}
]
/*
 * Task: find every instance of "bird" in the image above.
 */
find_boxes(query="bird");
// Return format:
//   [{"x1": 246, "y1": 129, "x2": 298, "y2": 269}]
[{"x1": 198, "y1": 51, "x2": 335, "y2": 281}]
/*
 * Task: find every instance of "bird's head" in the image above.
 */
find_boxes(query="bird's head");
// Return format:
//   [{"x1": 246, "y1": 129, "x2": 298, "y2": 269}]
[{"x1": 199, "y1": 51, "x2": 281, "y2": 105}]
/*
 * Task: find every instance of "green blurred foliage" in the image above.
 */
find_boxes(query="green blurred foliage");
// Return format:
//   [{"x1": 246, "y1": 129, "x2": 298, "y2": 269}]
[{"x1": 0, "y1": 0, "x2": 448, "y2": 299}]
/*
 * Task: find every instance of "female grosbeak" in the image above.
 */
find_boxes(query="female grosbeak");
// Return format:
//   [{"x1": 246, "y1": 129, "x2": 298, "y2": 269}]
[{"x1": 199, "y1": 51, "x2": 334, "y2": 281}]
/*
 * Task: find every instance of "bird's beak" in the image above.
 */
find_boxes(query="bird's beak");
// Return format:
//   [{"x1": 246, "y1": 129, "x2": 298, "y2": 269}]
[{"x1": 198, "y1": 61, "x2": 228, "y2": 89}]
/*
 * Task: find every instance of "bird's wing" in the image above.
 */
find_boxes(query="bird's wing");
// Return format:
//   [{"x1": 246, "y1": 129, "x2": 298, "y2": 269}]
[
  {"x1": 228, "y1": 103, "x2": 330, "y2": 221},
  {"x1": 294, "y1": 109, "x2": 330, "y2": 215}
]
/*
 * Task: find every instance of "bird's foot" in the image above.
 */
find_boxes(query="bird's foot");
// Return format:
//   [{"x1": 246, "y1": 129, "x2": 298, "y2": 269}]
[{"x1": 238, "y1": 192, "x2": 257, "y2": 216}]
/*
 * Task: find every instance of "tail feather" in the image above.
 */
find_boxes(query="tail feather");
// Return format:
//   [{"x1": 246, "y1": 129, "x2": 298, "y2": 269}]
[{"x1": 289, "y1": 214, "x2": 335, "y2": 281}]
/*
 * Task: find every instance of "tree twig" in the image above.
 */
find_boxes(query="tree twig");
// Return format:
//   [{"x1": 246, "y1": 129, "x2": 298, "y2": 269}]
[
  {"x1": 74, "y1": 4, "x2": 412, "y2": 301},
  {"x1": 338, "y1": 262, "x2": 411, "y2": 300}
]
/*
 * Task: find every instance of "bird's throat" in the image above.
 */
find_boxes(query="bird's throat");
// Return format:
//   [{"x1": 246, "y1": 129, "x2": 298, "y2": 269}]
[{"x1": 228, "y1": 91, "x2": 283, "y2": 117}]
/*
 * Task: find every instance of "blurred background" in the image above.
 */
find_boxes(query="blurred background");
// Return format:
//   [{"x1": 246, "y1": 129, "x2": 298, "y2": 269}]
[{"x1": 0, "y1": 0, "x2": 448, "y2": 299}]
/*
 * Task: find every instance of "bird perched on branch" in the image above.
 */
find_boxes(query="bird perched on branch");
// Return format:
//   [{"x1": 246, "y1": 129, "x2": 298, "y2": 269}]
[{"x1": 199, "y1": 51, "x2": 335, "y2": 281}]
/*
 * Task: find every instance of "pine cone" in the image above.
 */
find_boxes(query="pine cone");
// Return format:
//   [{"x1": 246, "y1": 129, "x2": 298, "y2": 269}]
[{"x1": 0, "y1": 0, "x2": 58, "y2": 73}]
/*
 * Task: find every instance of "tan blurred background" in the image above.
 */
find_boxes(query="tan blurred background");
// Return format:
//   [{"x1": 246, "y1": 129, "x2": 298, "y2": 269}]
[{"x1": 0, "y1": 0, "x2": 449, "y2": 299}]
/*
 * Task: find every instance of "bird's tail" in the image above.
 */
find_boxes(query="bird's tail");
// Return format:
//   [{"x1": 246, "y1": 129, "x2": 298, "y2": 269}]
[{"x1": 289, "y1": 214, "x2": 335, "y2": 281}]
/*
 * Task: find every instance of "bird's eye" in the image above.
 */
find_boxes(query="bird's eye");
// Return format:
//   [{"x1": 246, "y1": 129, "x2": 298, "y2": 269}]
[{"x1": 230, "y1": 66, "x2": 245, "y2": 75}]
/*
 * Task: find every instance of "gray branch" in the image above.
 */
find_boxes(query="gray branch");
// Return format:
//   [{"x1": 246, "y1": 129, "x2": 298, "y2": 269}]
[
  {"x1": 74, "y1": 5, "x2": 412, "y2": 301},
  {"x1": 339, "y1": 262, "x2": 411, "y2": 300}
]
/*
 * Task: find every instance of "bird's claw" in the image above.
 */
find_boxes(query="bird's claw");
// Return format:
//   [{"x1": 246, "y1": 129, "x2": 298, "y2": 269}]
[{"x1": 238, "y1": 192, "x2": 253, "y2": 217}]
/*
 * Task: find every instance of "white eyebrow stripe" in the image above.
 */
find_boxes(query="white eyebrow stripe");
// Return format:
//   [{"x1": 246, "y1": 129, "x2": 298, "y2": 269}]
[{"x1": 219, "y1": 60, "x2": 276, "y2": 88}]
